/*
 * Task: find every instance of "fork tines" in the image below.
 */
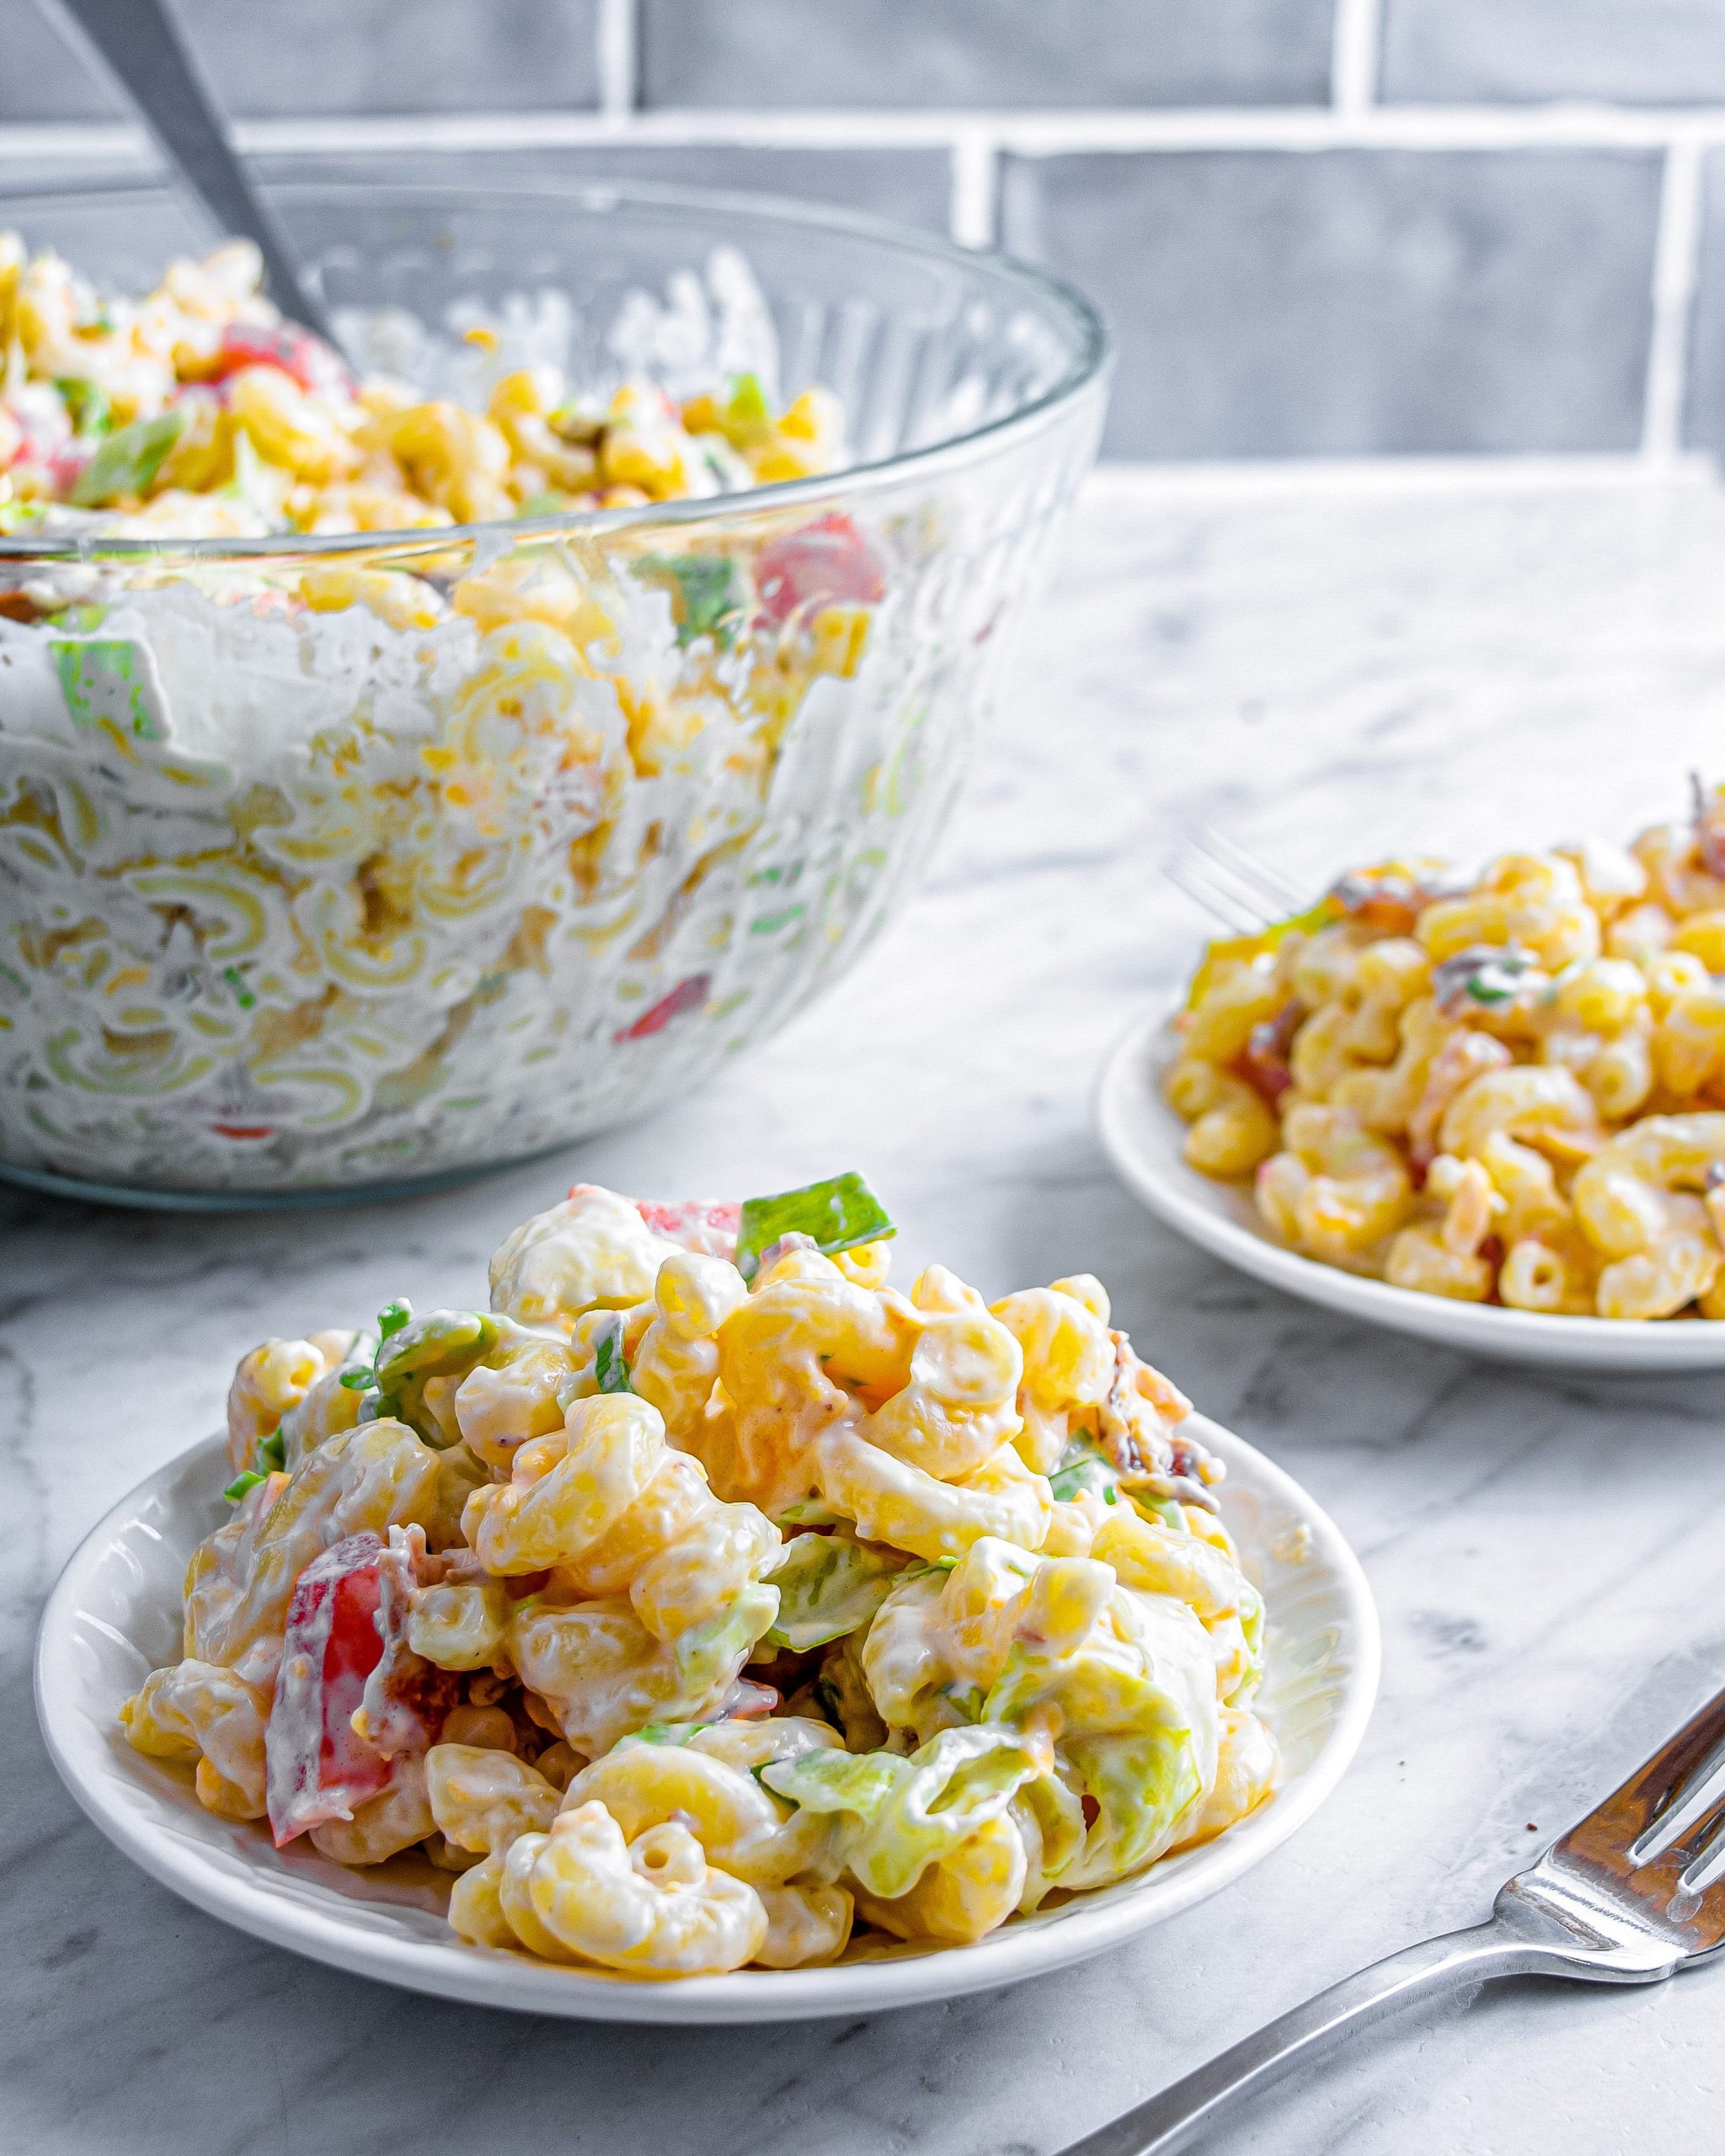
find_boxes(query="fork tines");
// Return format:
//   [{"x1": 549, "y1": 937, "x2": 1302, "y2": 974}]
[
  {"x1": 1165, "y1": 826, "x2": 1311, "y2": 935},
  {"x1": 1622, "y1": 1694, "x2": 1725, "y2": 1896}
]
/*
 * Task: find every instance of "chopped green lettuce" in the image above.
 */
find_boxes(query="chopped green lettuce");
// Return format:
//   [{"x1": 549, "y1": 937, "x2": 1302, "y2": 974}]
[
  {"x1": 1049, "y1": 1441, "x2": 1121, "y2": 1508},
  {"x1": 346, "y1": 1304, "x2": 503, "y2": 1444},
  {"x1": 764, "y1": 1529, "x2": 905, "y2": 1652},
  {"x1": 734, "y1": 1170, "x2": 895, "y2": 1282},
  {"x1": 593, "y1": 1312, "x2": 632, "y2": 1395},
  {"x1": 638, "y1": 552, "x2": 745, "y2": 647},
  {"x1": 982, "y1": 1569, "x2": 1216, "y2": 1745},
  {"x1": 1058, "y1": 1727, "x2": 1207, "y2": 1892},
  {"x1": 1012, "y1": 1764, "x2": 1088, "y2": 1911},
  {"x1": 762, "y1": 1724, "x2": 1044, "y2": 1899},
  {"x1": 70, "y1": 408, "x2": 186, "y2": 507},
  {"x1": 724, "y1": 371, "x2": 773, "y2": 440},
  {"x1": 672, "y1": 1582, "x2": 781, "y2": 1689},
  {"x1": 54, "y1": 377, "x2": 111, "y2": 437}
]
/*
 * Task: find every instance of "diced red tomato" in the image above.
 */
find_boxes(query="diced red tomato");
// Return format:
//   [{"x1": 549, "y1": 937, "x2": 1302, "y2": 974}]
[
  {"x1": 205, "y1": 321, "x2": 342, "y2": 393},
  {"x1": 754, "y1": 514, "x2": 884, "y2": 627},
  {"x1": 264, "y1": 1530, "x2": 457, "y2": 1848},
  {"x1": 632, "y1": 1198, "x2": 741, "y2": 1257},
  {"x1": 613, "y1": 973, "x2": 710, "y2": 1043},
  {"x1": 45, "y1": 446, "x2": 89, "y2": 495},
  {"x1": 266, "y1": 1532, "x2": 390, "y2": 1846}
]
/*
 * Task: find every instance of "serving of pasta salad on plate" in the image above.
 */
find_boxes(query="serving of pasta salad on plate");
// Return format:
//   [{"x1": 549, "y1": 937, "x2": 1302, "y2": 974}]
[
  {"x1": 116, "y1": 1171, "x2": 1278, "y2": 1979},
  {"x1": 1167, "y1": 782, "x2": 1725, "y2": 1323}
]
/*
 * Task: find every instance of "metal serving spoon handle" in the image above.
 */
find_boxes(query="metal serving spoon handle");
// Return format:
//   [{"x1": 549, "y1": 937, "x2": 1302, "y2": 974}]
[{"x1": 35, "y1": 0, "x2": 339, "y2": 344}]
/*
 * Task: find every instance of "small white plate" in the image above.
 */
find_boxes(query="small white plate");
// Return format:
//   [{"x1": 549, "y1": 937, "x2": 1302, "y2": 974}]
[
  {"x1": 36, "y1": 1420, "x2": 1376, "y2": 2025},
  {"x1": 1098, "y1": 1002, "x2": 1725, "y2": 1373}
]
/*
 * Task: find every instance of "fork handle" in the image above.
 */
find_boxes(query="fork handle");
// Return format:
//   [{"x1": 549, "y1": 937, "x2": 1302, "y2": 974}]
[
  {"x1": 37, "y1": 0, "x2": 336, "y2": 341},
  {"x1": 1056, "y1": 1920, "x2": 1578, "y2": 2156}
]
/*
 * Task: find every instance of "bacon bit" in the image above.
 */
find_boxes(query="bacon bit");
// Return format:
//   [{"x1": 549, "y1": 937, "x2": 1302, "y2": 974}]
[
  {"x1": 743, "y1": 1645, "x2": 820, "y2": 1694},
  {"x1": 1359, "y1": 900, "x2": 1418, "y2": 933},
  {"x1": 502, "y1": 1569, "x2": 552, "y2": 1601},
  {"x1": 1328, "y1": 870, "x2": 1423, "y2": 937},
  {"x1": 1168, "y1": 1429, "x2": 1223, "y2": 1488},
  {"x1": 1692, "y1": 773, "x2": 1725, "y2": 881},
  {"x1": 613, "y1": 973, "x2": 710, "y2": 1042},
  {"x1": 719, "y1": 1678, "x2": 781, "y2": 1721},
  {"x1": 755, "y1": 513, "x2": 884, "y2": 627},
  {"x1": 0, "y1": 591, "x2": 42, "y2": 623},
  {"x1": 1081, "y1": 1794, "x2": 1101, "y2": 1828},
  {"x1": 1231, "y1": 1001, "x2": 1305, "y2": 1107}
]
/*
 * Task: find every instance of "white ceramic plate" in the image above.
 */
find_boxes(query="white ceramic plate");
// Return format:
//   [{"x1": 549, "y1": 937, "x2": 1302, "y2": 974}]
[
  {"x1": 1098, "y1": 1001, "x2": 1725, "y2": 1372},
  {"x1": 36, "y1": 1419, "x2": 1376, "y2": 2025}
]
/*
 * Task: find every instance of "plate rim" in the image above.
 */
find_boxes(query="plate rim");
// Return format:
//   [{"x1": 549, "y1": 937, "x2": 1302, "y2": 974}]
[
  {"x1": 1096, "y1": 1000, "x2": 1725, "y2": 1370},
  {"x1": 35, "y1": 1417, "x2": 1379, "y2": 2025}
]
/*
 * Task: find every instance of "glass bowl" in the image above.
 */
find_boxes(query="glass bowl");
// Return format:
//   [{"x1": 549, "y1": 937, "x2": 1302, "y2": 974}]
[{"x1": 0, "y1": 181, "x2": 1108, "y2": 1207}]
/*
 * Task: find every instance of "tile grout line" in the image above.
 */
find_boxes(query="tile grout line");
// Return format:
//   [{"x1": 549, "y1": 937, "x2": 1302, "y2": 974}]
[
  {"x1": 1086, "y1": 452, "x2": 1717, "y2": 495},
  {"x1": 595, "y1": 0, "x2": 639, "y2": 121},
  {"x1": 1331, "y1": 0, "x2": 1383, "y2": 117},
  {"x1": 14, "y1": 106, "x2": 1725, "y2": 160},
  {"x1": 949, "y1": 128, "x2": 999, "y2": 247},
  {"x1": 1642, "y1": 140, "x2": 1705, "y2": 462}
]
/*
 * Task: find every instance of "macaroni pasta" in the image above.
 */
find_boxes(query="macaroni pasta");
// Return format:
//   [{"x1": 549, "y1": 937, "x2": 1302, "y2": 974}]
[
  {"x1": 1167, "y1": 787, "x2": 1725, "y2": 1321},
  {"x1": 120, "y1": 1171, "x2": 1279, "y2": 1977}
]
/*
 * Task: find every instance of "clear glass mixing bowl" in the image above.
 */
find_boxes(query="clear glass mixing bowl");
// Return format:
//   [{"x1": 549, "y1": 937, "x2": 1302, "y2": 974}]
[{"x1": 0, "y1": 181, "x2": 1108, "y2": 1206}]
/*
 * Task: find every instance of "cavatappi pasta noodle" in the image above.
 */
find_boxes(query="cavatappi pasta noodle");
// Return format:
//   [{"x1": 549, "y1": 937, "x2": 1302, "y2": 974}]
[
  {"x1": 1166, "y1": 784, "x2": 1725, "y2": 1322},
  {"x1": 120, "y1": 1172, "x2": 1279, "y2": 1977}
]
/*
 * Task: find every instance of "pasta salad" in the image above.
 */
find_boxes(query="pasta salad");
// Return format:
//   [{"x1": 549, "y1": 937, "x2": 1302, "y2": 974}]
[
  {"x1": 120, "y1": 1171, "x2": 1278, "y2": 1977},
  {"x1": 1167, "y1": 783, "x2": 1725, "y2": 1321},
  {"x1": 0, "y1": 238, "x2": 940, "y2": 1197},
  {"x1": 0, "y1": 232, "x2": 836, "y2": 538}
]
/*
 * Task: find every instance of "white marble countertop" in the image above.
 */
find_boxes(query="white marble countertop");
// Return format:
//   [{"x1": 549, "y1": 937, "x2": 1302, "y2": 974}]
[{"x1": 8, "y1": 462, "x2": 1725, "y2": 2155}]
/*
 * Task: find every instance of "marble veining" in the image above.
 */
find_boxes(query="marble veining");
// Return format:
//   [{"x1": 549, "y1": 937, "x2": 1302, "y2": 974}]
[{"x1": 8, "y1": 465, "x2": 1725, "y2": 2154}]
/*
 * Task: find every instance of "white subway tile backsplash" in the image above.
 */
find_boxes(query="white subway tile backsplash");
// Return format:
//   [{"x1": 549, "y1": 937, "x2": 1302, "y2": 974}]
[
  {"x1": 4, "y1": 0, "x2": 1725, "y2": 461},
  {"x1": 1382, "y1": 0, "x2": 1725, "y2": 109},
  {"x1": 1001, "y1": 147, "x2": 1663, "y2": 457},
  {"x1": 3, "y1": 0, "x2": 602, "y2": 120},
  {"x1": 638, "y1": 0, "x2": 1335, "y2": 112}
]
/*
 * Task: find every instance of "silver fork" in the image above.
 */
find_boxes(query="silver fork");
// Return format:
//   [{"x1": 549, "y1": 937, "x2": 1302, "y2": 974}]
[
  {"x1": 1055, "y1": 1684, "x2": 1725, "y2": 2155},
  {"x1": 1165, "y1": 827, "x2": 1304, "y2": 935}
]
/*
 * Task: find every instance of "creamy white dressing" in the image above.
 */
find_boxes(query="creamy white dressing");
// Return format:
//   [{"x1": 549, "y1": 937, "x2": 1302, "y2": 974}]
[{"x1": 0, "y1": 544, "x2": 959, "y2": 1193}]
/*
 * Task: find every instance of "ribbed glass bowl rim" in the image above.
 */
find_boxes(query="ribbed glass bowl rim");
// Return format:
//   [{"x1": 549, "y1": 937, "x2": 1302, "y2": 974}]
[{"x1": 0, "y1": 175, "x2": 1112, "y2": 562}]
